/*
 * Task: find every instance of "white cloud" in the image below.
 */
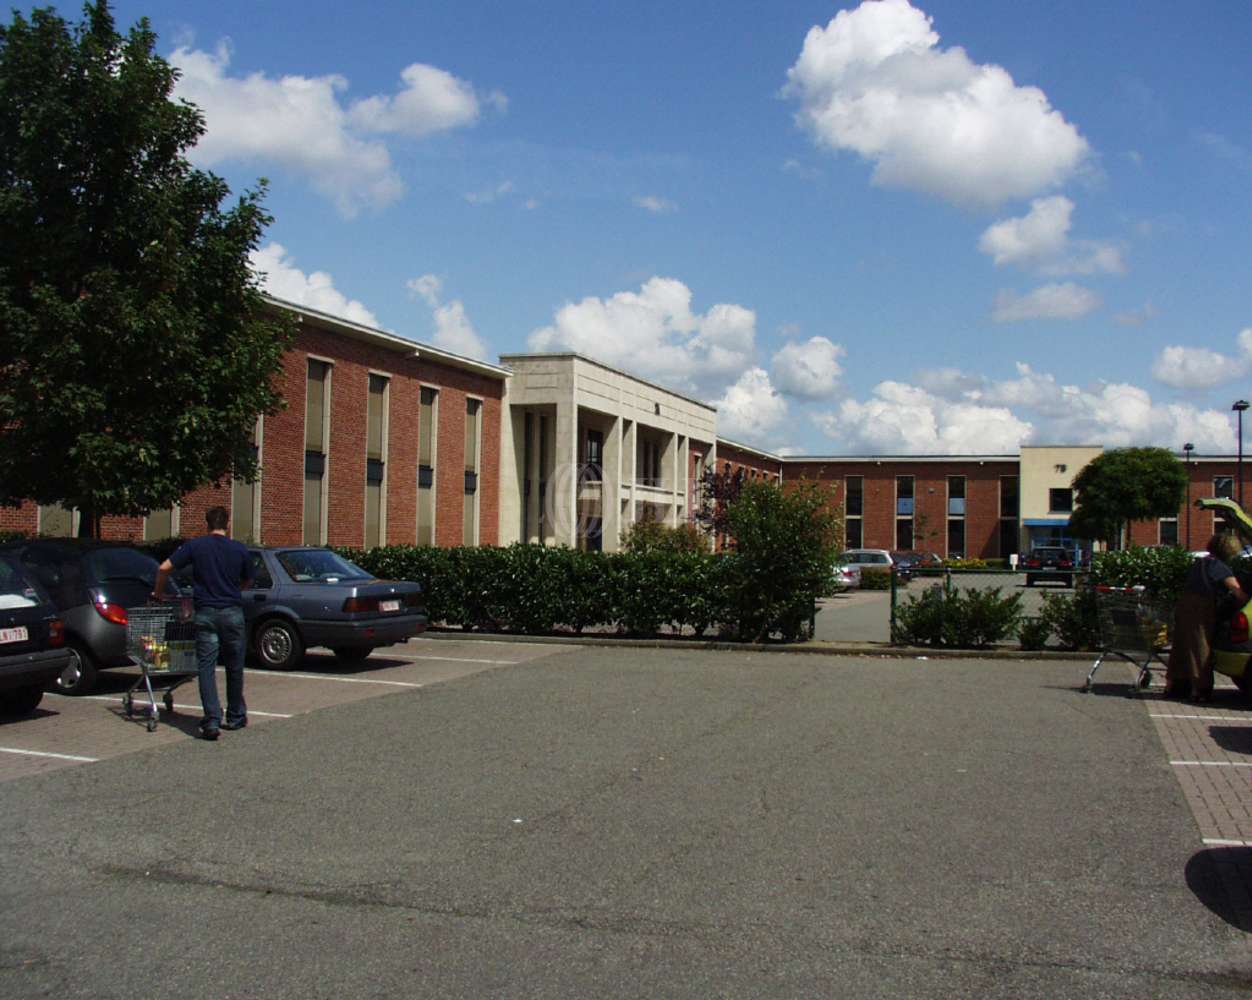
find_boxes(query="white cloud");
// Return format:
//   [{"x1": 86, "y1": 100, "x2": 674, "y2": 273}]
[
  {"x1": 816, "y1": 381, "x2": 1031, "y2": 454},
  {"x1": 714, "y1": 369, "x2": 788, "y2": 442},
  {"x1": 783, "y1": 0, "x2": 1089, "y2": 208},
  {"x1": 633, "y1": 195, "x2": 678, "y2": 214},
  {"x1": 406, "y1": 274, "x2": 489, "y2": 360},
  {"x1": 771, "y1": 337, "x2": 846, "y2": 398},
  {"x1": 347, "y1": 63, "x2": 502, "y2": 137},
  {"x1": 527, "y1": 277, "x2": 756, "y2": 387},
  {"x1": 171, "y1": 42, "x2": 502, "y2": 217},
  {"x1": 979, "y1": 196, "x2": 1124, "y2": 275},
  {"x1": 250, "y1": 242, "x2": 380, "y2": 327},
  {"x1": 1152, "y1": 329, "x2": 1252, "y2": 390},
  {"x1": 815, "y1": 362, "x2": 1237, "y2": 454},
  {"x1": 1114, "y1": 302, "x2": 1158, "y2": 327},
  {"x1": 992, "y1": 282, "x2": 1100, "y2": 322},
  {"x1": 465, "y1": 180, "x2": 515, "y2": 205}
]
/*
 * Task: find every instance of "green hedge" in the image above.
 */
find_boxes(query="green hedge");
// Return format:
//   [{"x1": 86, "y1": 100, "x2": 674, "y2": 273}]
[
  {"x1": 892, "y1": 581, "x2": 1023, "y2": 648},
  {"x1": 334, "y1": 543, "x2": 818, "y2": 642}
]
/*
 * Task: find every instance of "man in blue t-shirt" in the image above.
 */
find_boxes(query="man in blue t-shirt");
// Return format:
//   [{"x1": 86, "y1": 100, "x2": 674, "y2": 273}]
[{"x1": 154, "y1": 507, "x2": 253, "y2": 741}]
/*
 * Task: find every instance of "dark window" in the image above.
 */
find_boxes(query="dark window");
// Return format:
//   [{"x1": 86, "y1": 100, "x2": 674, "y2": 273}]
[
  {"x1": 999, "y1": 519, "x2": 1018, "y2": 559},
  {"x1": 1049, "y1": 488, "x2": 1073, "y2": 513},
  {"x1": 948, "y1": 476, "x2": 966, "y2": 516},
  {"x1": 846, "y1": 476, "x2": 863, "y2": 516},
  {"x1": 1000, "y1": 476, "x2": 1019, "y2": 518},
  {"x1": 1159, "y1": 518, "x2": 1179, "y2": 546},
  {"x1": 896, "y1": 475, "x2": 914, "y2": 516},
  {"x1": 1216, "y1": 476, "x2": 1234, "y2": 500},
  {"x1": 585, "y1": 429, "x2": 603, "y2": 482},
  {"x1": 947, "y1": 519, "x2": 965, "y2": 559},
  {"x1": 845, "y1": 518, "x2": 863, "y2": 549},
  {"x1": 249, "y1": 552, "x2": 273, "y2": 589},
  {"x1": 896, "y1": 518, "x2": 914, "y2": 550}
]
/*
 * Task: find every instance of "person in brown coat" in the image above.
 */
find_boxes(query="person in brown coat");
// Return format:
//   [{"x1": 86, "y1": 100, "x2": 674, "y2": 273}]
[{"x1": 1165, "y1": 533, "x2": 1247, "y2": 702}]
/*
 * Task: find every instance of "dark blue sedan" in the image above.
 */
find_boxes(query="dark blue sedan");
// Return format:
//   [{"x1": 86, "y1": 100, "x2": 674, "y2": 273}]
[{"x1": 244, "y1": 548, "x2": 428, "y2": 670}]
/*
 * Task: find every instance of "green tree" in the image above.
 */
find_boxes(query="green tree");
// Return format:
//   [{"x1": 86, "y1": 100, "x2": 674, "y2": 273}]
[
  {"x1": 1068, "y1": 447, "x2": 1188, "y2": 547},
  {"x1": 725, "y1": 478, "x2": 841, "y2": 641},
  {"x1": 0, "y1": 1, "x2": 292, "y2": 536}
]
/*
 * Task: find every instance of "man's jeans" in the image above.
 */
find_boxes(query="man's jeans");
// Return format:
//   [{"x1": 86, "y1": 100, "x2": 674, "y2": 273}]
[{"x1": 194, "y1": 605, "x2": 247, "y2": 730}]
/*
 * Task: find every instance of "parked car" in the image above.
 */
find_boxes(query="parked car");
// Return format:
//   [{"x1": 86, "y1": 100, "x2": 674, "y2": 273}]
[
  {"x1": 840, "y1": 548, "x2": 911, "y2": 582},
  {"x1": 829, "y1": 561, "x2": 862, "y2": 593},
  {"x1": 1022, "y1": 546, "x2": 1075, "y2": 587},
  {"x1": 243, "y1": 547, "x2": 428, "y2": 670},
  {"x1": 0, "y1": 555, "x2": 71, "y2": 716},
  {"x1": 0, "y1": 540, "x2": 179, "y2": 696},
  {"x1": 891, "y1": 550, "x2": 943, "y2": 575}
]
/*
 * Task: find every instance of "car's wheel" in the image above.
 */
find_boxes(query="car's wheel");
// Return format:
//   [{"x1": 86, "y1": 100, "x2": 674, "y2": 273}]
[
  {"x1": 53, "y1": 641, "x2": 99, "y2": 696},
  {"x1": 252, "y1": 618, "x2": 304, "y2": 670},
  {"x1": 0, "y1": 684, "x2": 45, "y2": 716},
  {"x1": 331, "y1": 646, "x2": 374, "y2": 665}
]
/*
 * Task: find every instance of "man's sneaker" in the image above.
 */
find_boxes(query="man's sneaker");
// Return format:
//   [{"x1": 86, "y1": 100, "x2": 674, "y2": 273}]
[
  {"x1": 198, "y1": 726, "x2": 220, "y2": 741},
  {"x1": 222, "y1": 718, "x2": 247, "y2": 731}
]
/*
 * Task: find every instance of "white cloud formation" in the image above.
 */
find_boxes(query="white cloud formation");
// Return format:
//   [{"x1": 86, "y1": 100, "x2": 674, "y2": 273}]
[
  {"x1": 406, "y1": 274, "x2": 489, "y2": 360},
  {"x1": 783, "y1": 0, "x2": 1089, "y2": 208},
  {"x1": 633, "y1": 195, "x2": 678, "y2": 214},
  {"x1": 465, "y1": 180, "x2": 515, "y2": 205},
  {"x1": 771, "y1": 337, "x2": 846, "y2": 398},
  {"x1": 528, "y1": 277, "x2": 756, "y2": 387},
  {"x1": 992, "y1": 282, "x2": 1100, "y2": 322},
  {"x1": 171, "y1": 42, "x2": 502, "y2": 217},
  {"x1": 1152, "y1": 329, "x2": 1252, "y2": 390},
  {"x1": 817, "y1": 381, "x2": 1031, "y2": 454},
  {"x1": 1114, "y1": 302, "x2": 1158, "y2": 327},
  {"x1": 250, "y1": 242, "x2": 380, "y2": 327},
  {"x1": 714, "y1": 368, "x2": 789, "y2": 442},
  {"x1": 979, "y1": 196, "x2": 1124, "y2": 275},
  {"x1": 814, "y1": 362, "x2": 1237, "y2": 454}
]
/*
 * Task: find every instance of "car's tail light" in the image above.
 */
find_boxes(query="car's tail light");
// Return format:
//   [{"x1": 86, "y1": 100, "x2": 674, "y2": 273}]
[
  {"x1": 1232, "y1": 612, "x2": 1250, "y2": 645},
  {"x1": 47, "y1": 618, "x2": 65, "y2": 647},
  {"x1": 342, "y1": 596, "x2": 380, "y2": 613},
  {"x1": 93, "y1": 597, "x2": 128, "y2": 626},
  {"x1": 1059, "y1": 559, "x2": 1073, "y2": 569},
  {"x1": 1025, "y1": 559, "x2": 1041, "y2": 569}
]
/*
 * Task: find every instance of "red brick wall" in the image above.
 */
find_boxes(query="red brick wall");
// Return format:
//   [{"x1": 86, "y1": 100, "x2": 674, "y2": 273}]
[
  {"x1": 1128, "y1": 460, "x2": 1251, "y2": 550},
  {"x1": 785, "y1": 460, "x2": 1017, "y2": 559},
  {"x1": 0, "y1": 320, "x2": 505, "y2": 548},
  {"x1": 715, "y1": 442, "x2": 783, "y2": 484}
]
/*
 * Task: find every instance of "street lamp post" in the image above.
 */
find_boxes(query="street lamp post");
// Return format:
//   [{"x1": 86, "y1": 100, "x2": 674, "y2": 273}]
[
  {"x1": 1183, "y1": 442, "x2": 1194, "y2": 550},
  {"x1": 1235, "y1": 401, "x2": 1250, "y2": 506}
]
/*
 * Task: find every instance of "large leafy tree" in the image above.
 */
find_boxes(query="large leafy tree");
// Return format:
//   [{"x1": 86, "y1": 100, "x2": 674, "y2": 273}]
[
  {"x1": 0, "y1": 1, "x2": 291, "y2": 536},
  {"x1": 1068, "y1": 447, "x2": 1188, "y2": 547}
]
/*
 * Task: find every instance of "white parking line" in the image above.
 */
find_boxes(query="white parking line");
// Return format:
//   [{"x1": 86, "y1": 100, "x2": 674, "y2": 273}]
[
  {"x1": 1152, "y1": 714, "x2": 1252, "y2": 722},
  {"x1": 1204, "y1": 838, "x2": 1252, "y2": 847},
  {"x1": 1171, "y1": 760, "x2": 1252, "y2": 768},
  {"x1": 81, "y1": 696, "x2": 293, "y2": 719},
  {"x1": 248, "y1": 671, "x2": 423, "y2": 688},
  {"x1": 0, "y1": 747, "x2": 98, "y2": 762},
  {"x1": 390, "y1": 653, "x2": 520, "y2": 666}
]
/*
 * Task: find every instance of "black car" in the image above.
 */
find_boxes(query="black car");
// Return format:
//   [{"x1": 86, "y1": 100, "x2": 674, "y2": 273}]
[
  {"x1": 243, "y1": 547, "x2": 428, "y2": 670},
  {"x1": 1023, "y1": 546, "x2": 1075, "y2": 587},
  {"x1": 0, "y1": 556, "x2": 71, "y2": 716},
  {"x1": 0, "y1": 540, "x2": 178, "y2": 695}
]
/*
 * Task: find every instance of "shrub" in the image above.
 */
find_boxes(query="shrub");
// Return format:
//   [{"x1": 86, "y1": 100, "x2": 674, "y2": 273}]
[
  {"x1": 620, "y1": 521, "x2": 706, "y2": 554},
  {"x1": 1018, "y1": 616, "x2": 1051, "y2": 651},
  {"x1": 893, "y1": 581, "x2": 1023, "y2": 648},
  {"x1": 944, "y1": 557, "x2": 990, "y2": 570},
  {"x1": 1039, "y1": 588, "x2": 1100, "y2": 651},
  {"x1": 860, "y1": 568, "x2": 892, "y2": 590},
  {"x1": 1088, "y1": 545, "x2": 1193, "y2": 601}
]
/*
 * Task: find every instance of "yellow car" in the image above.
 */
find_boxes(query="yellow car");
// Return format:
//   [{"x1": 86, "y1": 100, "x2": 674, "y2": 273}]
[{"x1": 1197, "y1": 497, "x2": 1252, "y2": 693}]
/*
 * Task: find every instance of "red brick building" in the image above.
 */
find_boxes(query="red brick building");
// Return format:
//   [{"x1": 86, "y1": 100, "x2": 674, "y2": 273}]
[{"x1": 0, "y1": 297, "x2": 509, "y2": 548}]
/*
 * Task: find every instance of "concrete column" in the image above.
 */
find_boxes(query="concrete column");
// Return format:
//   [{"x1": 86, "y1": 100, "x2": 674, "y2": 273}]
[
  {"x1": 625, "y1": 420, "x2": 637, "y2": 533},
  {"x1": 604, "y1": 414, "x2": 622, "y2": 551},
  {"x1": 555, "y1": 399, "x2": 579, "y2": 547},
  {"x1": 667, "y1": 430, "x2": 680, "y2": 526}
]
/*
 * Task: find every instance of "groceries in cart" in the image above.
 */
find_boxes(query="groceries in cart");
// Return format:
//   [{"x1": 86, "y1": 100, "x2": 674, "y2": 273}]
[{"x1": 122, "y1": 600, "x2": 198, "y2": 731}]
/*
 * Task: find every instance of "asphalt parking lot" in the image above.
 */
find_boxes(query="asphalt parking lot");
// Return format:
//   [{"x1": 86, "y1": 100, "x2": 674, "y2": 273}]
[{"x1": 3, "y1": 643, "x2": 1252, "y2": 998}]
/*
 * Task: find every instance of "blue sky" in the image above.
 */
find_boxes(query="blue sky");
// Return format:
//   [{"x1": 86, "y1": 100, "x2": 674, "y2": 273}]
[{"x1": 106, "y1": 0, "x2": 1252, "y2": 455}]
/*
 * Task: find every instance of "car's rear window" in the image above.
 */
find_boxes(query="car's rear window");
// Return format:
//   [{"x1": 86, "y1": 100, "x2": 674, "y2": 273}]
[
  {"x1": 0, "y1": 557, "x2": 41, "y2": 608},
  {"x1": 276, "y1": 550, "x2": 371, "y2": 582},
  {"x1": 85, "y1": 547, "x2": 158, "y2": 585}
]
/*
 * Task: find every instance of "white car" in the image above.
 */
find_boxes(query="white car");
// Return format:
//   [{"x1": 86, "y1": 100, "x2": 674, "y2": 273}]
[{"x1": 830, "y1": 562, "x2": 862, "y2": 593}]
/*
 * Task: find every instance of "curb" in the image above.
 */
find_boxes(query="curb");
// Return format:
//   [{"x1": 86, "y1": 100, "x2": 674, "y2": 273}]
[{"x1": 420, "y1": 628, "x2": 1095, "y2": 661}]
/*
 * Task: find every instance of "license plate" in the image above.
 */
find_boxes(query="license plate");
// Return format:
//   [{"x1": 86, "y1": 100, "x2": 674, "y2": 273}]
[
  {"x1": 0, "y1": 626, "x2": 29, "y2": 644},
  {"x1": 380, "y1": 599, "x2": 400, "y2": 613}
]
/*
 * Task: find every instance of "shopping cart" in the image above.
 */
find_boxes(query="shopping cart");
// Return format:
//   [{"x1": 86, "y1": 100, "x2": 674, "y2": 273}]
[
  {"x1": 123, "y1": 601, "x2": 198, "y2": 732},
  {"x1": 1082, "y1": 585, "x2": 1172, "y2": 693}
]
